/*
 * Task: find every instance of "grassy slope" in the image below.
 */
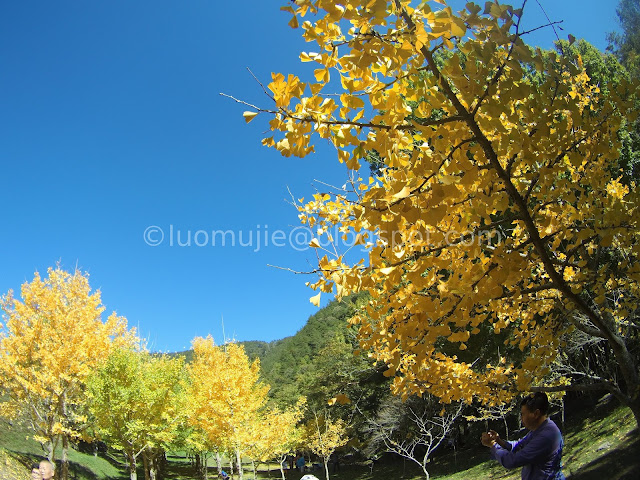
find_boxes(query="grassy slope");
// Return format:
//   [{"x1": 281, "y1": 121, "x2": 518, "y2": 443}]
[
  {"x1": 1, "y1": 400, "x2": 637, "y2": 480},
  {"x1": 0, "y1": 417, "x2": 127, "y2": 480}
]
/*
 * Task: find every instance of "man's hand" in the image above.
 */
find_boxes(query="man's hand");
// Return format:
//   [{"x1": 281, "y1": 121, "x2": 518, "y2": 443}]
[
  {"x1": 481, "y1": 431, "x2": 495, "y2": 447},
  {"x1": 481, "y1": 430, "x2": 503, "y2": 447}
]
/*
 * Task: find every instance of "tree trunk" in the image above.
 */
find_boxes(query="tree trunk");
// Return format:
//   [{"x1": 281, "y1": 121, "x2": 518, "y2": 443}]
[
  {"x1": 503, "y1": 416, "x2": 509, "y2": 440},
  {"x1": 45, "y1": 437, "x2": 55, "y2": 462},
  {"x1": 251, "y1": 460, "x2": 257, "y2": 480},
  {"x1": 150, "y1": 450, "x2": 158, "y2": 480},
  {"x1": 143, "y1": 451, "x2": 150, "y2": 480},
  {"x1": 278, "y1": 454, "x2": 286, "y2": 480},
  {"x1": 215, "y1": 450, "x2": 222, "y2": 475},
  {"x1": 61, "y1": 434, "x2": 69, "y2": 480},
  {"x1": 127, "y1": 451, "x2": 138, "y2": 480},
  {"x1": 202, "y1": 452, "x2": 208, "y2": 480},
  {"x1": 421, "y1": 466, "x2": 430, "y2": 480},
  {"x1": 235, "y1": 447, "x2": 243, "y2": 480},
  {"x1": 323, "y1": 457, "x2": 330, "y2": 480}
]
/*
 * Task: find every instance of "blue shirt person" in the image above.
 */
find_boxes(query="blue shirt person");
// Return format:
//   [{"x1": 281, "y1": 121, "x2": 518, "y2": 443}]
[{"x1": 481, "y1": 392, "x2": 565, "y2": 480}]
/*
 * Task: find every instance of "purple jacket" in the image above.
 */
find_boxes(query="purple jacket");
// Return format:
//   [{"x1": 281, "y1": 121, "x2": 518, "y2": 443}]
[{"x1": 490, "y1": 418, "x2": 565, "y2": 480}]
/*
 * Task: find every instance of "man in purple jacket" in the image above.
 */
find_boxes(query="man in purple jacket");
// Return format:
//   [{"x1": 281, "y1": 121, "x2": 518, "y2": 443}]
[{"x1": 481, "y1": 392, "x2": 565, "y2": 479}]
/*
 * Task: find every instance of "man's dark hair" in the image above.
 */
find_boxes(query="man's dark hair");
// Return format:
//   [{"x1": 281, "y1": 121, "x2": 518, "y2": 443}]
[
  {"x1": 521, "y1": 392, "x2": 549, "y2": 414},
  {"x1": 31, "y1": 463, "x2": 40, "y2": 470}
]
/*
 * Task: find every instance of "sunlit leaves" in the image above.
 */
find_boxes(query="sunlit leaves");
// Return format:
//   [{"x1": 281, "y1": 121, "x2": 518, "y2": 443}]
[
  {"x1": 86, "y1": 348, "x2": 185, "y2": 469},
  {"x1": 303, "y1": 411, "x2": 349, "y2": 468},
  {"x1": 185, "y1": 338, "x2": 269, "y2": 457},
  {"x1": 248, "y1": 0, "x2": 640, "y2": 410},
  {"x1": 0, "y1": 266, "x2": 137, "y2": 462}
]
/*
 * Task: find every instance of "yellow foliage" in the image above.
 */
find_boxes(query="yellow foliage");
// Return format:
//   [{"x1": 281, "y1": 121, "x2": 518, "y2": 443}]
[
  {"x1": 244, "y1": 397, "x2": 306, "y2": 464},
  {"x1": 303, "y1": 411, "x2": 349, "y2": 462},
  {"x1": 246, "y1": 0, "x2": 640, "y2": 409},
  {"x1": 185, "y1": 337, "x2": 269, "y2": 455},
  {"x1": 0, "y1": 266, "x2": 136, "y2": 459}
]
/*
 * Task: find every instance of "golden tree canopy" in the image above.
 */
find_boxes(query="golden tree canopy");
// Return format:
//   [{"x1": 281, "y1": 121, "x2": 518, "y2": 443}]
[
  {"x1": 186, "y1": 337, "x2": 270, "y2": 451},
  {"x1": 0, "y1": 266, "x2": 136, "y2": 452},
  {"x1": 244, "y1": 0, "x2": 640, "y2": 408}
]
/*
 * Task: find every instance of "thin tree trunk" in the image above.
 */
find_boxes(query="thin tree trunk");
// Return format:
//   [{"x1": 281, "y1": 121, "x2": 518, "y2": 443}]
[
  {"x1": 45, "y1": 437, "x2": 55, "y2": 463},
  {"x1": 323, "y1": 457, "x2": 330, "y2": 480},
  {"x1": 235, "y1": 447, "x2": 243, "y2": 480},
  {"x1": 503, "y1": 416, "x2": 509, "y2": 440},
  {"x1": 143, "y1": 451, "x2": 150, "y2": 480},
  {"x1": 216, "y1": 450, "x2": 222, "y2": 476},
  {"x1": 61, "y1": 434, "x2": 69, "y2": 480},
  {"x1": 278, "y1": 454, "x2": 286, "y2": 480},
  {"x1": 127, "y1": 451, "x2": 138, "y2": 480},
  {"x1": 421, "y1": 465, "x2": 430, "y2": 480},
  {"x1": 150, "y1": 450, "x2": 158, "y2": 480}
]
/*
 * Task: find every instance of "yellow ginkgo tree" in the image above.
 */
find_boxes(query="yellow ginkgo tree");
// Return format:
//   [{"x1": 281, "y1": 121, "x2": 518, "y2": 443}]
[
  {"x1": 186, "y1": 337, "x2": 269, "y2": 480},
  {"x1": 238, "y1": 0, "x2": 640, "y2": 424},
  {"x1": 303, "y1": 410, "x2": 349, "y2": 480},
  {"x1": 0, "y1": 266, "x2": 136, "y2": 480},
  {"x1": 244, "y1": 398, "x2": 306, "y2": 480}
]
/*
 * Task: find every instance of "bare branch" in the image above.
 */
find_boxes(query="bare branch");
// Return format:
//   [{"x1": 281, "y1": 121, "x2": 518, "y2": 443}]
[{"x1": 247, "y1": 67, "x2": 275, "y2": 103}]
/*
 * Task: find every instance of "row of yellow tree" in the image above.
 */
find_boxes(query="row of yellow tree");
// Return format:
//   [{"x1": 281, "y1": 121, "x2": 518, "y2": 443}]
[{"x1": 0, "y1": 267, "x2": 348, "y2": 480}]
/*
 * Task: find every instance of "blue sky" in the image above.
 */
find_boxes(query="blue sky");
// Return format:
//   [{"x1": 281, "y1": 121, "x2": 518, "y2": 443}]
[{"x1": 0, "y1": 1, "x2": 620, "y2": 353}]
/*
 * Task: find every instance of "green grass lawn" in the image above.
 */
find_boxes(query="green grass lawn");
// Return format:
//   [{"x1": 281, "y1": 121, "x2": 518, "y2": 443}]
[{"x1": 1, "y1": 398, "x2": 638, "y2": 480}]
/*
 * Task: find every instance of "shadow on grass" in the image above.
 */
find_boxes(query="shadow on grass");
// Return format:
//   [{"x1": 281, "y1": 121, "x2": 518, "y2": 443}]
[
  {"x1": 64, "y1": 461, "x2": 106, "y2": 480},
  {"x1": 566, "y1": 429, "x2": 639, "y2": 480}
]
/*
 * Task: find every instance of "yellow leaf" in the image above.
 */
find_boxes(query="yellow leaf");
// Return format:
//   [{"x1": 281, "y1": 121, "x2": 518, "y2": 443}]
[
  {"x1": 243, "y1": 111, "x2": 259, "y2": 123},
  {"x1": 314, "y1": 68, "x2": 329, "y2": 82},
  {"x1": 310, "y1": 83, "x2": 324, "y2": 95},
  {"x1": 309, "y1": 238, "x2": 321, "y2": 248},
  {"x1": 393, "y1": 186, "x2": 412, "y2": 199},
  {"x1": 310, "y1": 292, "x2": 321, "y2": 307},
  {"x1": 288, "y1": 15, "x2": 299, "y2": 29},
  {"x1": 451, "y1": 17, "x2": 466, "y2": 38},
  {"x1": 346, "y1": 156, "x2": 361, "y2": 170}
]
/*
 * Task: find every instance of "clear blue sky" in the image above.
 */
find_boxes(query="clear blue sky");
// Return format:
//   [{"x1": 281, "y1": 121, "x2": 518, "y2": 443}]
[{"x1": 0, "y1": 1, "x2": 620, "y2": 353}]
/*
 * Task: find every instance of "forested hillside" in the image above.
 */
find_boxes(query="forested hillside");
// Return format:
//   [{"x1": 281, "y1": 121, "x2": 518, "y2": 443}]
[
  {"x1": 174, "y1": 293, "x2": 375, "y2": 407},
  {"x1": 257, "y1": 293, "x2": 368, "y2": 403}
]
